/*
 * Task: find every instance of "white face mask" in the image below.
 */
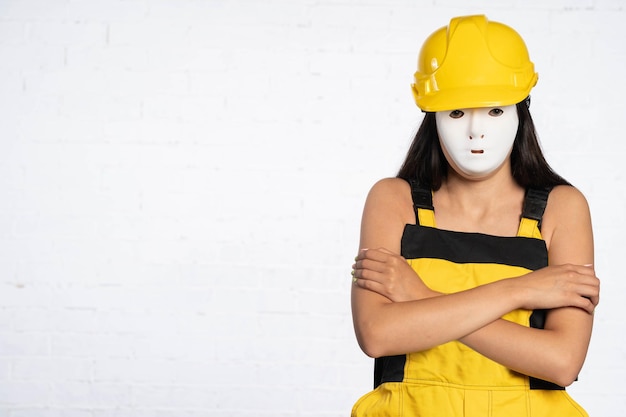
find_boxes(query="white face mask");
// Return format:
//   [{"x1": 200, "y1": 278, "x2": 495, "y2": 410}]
[{"x1": 435, "y1": 105, "x2": 519, "y2": 178}]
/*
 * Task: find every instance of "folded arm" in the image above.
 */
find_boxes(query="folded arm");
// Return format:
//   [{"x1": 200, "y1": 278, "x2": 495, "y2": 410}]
[
  {"x1": 458, "y1": 185, "x2": 597, "y2": 386},
  {"x1": 351, "y1": 180, "x2": 599, "y2": 387}
]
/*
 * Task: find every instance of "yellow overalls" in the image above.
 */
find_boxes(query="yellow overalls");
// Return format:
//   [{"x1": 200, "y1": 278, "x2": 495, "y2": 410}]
[{"x1": 352, "y1": 183, "x2": 588, "y2": 417}]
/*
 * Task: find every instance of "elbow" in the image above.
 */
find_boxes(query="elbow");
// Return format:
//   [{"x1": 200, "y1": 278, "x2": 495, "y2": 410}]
[
  {"x1": 356, "y1": 331, "x2": 385, "y2": 359},
  {"x1": 550, "y1": 366, "x2": 581, "y2": 388},
  {"x1": 354, "y1": 321, "x2": 390, "y2": 358},
  {"x1": 546, "y1": 373, "x2": 576, "y2": 389},
  {"x1": 542, "y1": 352, "x2": 584, "y2": 388},
  {"x1": 550, "y1": 373, "x2": 578, "y2": 389},
  {"x1": 359, "y1": 340, "x2": 386, "y2": 359}
]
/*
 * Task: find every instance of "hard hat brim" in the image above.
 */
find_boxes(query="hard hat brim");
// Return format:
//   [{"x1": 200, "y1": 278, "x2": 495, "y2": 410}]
[{"x1": 413, "y1": 83, "x2": 536, "y2": 112}]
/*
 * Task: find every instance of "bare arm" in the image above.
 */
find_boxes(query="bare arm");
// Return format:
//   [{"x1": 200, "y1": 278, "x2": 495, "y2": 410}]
[
  {"x1": 459, "y1": 186, "x2": 597, "y2": 386},
  {"x1": 351, "y1": 181, "x2": 599, "y2": 386}
]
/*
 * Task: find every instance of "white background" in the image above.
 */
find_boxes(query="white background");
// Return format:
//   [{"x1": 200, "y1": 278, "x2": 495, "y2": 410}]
[{"x1": 0, "y1": 0, "x2": 625, "y2": 416}]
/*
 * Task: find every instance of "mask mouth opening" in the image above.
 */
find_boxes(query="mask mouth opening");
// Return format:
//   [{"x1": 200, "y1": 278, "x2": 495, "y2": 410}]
[{"x1": 471, "y1": 150, "x2": 485, "y2": 154}]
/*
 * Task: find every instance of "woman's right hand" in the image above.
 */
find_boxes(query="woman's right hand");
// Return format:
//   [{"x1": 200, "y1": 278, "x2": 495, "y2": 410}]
[
  {"x1": 352, "y1": 247, "x2": 435, "y2": 303},
  {"x1": 513, "y1": 264, "x2": 599, "y2": 314}
]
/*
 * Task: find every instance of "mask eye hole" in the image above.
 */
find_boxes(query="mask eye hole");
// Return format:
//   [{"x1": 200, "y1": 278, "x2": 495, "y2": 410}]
[
  {"x1": 449, "y1": 110, "x2": 464, "y2": 119},
  {"x1": 489, "y1": 108, "x2": 504, "y2": 117}
]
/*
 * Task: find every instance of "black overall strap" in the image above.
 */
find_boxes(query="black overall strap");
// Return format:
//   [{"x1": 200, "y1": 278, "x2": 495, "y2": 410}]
[
  {"x1": 523, "y1": 186, "x2": 565, "y2": 390},
  {"x1": 521, "y1": 187, "x2": 552, "y2": 230},
  {"x1": 409, "y1": 179, "x2": 433, "y2": 226}
]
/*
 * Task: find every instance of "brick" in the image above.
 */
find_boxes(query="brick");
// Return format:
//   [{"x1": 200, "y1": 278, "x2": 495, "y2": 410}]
[
  {"x1": 10, "y1": 409, "x2": 94, "y2": 417},
  {"x1": 0, "y1": 330, "x2": 49, "y2": 356},
  {"x1": 49, "y1": 381, "x2": 132, "y2": 407},
  {"x1": 29, "y1": 21, "x2": 107, "y2": 46},
  {"x1": 0, "y1": 381, "x2": 49, "y2": 405},
  {"x1": 10, "y1": 308, "x2": 54, "y2": 332},
  {"x1": 131, "y1": 384, "x2": 217, "y2": 409},
  {"x1": 12, "y1": 357, "x2": 92, "y2": 381},
  {"x1": 0, "y1": 44, "x2": 65, "y2": 71},
  {"x1": 0, "y1": 358, "x2": 9, "y2": 381}
]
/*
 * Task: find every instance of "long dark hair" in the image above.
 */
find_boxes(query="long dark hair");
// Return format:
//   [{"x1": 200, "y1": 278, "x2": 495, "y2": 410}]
[{"x1": 397, "y1": 100, "x2": 570, "y2": 189}]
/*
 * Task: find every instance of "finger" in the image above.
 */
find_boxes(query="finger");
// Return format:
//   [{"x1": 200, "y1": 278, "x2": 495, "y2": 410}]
[
  {"x1": 354, "y1": 258, "x2": 390, "y2": 274},
  {"x1": 582, "y1": 284, "x2": 600, "y2": 306},
  {"x1": 570, "y1": 264, "x2": 597, "y2": 276},
  {"x1": 578, "y1": 289, "x2": 598, "y2": 313},
  {"x1": 564, "y1": 293, "x2": 595, "y2": 314},
  {"x1": 353, "y1": 275, "x2": 390, "y2": 298},
  {"x1": 356, "y1": 248, "x2": 379, "y2": 262},
  {"x1": 356, "y1": 248, "x2": 391, "y2": 262},
  {"x1": 353, "y1": 266, "x2": 388, "y2": 284},
  {"x1": 581, "y1": 298, "x2": 595, "y2": 315}
]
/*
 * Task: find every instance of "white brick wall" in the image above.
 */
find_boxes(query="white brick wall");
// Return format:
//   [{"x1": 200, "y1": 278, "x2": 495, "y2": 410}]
[{"x1": 0, "y1": 0, "x2": 624, "y2": 415}]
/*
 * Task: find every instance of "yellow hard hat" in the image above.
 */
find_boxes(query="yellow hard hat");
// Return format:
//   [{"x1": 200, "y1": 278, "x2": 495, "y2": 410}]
[{"x1": 411, "y1": 15, "x2": 538, "y2": 112}]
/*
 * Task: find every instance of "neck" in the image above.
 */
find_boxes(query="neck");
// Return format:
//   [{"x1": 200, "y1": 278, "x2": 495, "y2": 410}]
[
  {"x1": 439, "y1": 166, "x2": 523, "y2": 209},
  {"x1": 433, "y1": 167, "x2": 526, "y2": 235}
]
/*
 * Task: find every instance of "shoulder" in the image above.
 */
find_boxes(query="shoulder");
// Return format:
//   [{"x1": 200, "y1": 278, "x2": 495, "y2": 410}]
[
  {"x1": 545, "y1": 185, "x2": 590, "y2": 218},
  {"x1": 359, "y1": 178, "x2": 415, "y2": 250},
  {"x1": 367, "y1": 177, "x2": 412, "y2": 200},
  {"x1": 542, "y1": 185, "x2": 592, "y2": 250},
  {"x1": 364, "y1": 178, "x2": 414, "y2": 218}
]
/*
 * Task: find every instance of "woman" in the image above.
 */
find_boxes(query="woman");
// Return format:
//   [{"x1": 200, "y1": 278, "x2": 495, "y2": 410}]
[{"x1": 350, "y1": 15, "x2": 599, "y2": 417}]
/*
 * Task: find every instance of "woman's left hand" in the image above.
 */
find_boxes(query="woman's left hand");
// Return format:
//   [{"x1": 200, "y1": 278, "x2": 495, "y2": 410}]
[{"x1": 352, "y1": 248, "x2": 434, "y2": 302}]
